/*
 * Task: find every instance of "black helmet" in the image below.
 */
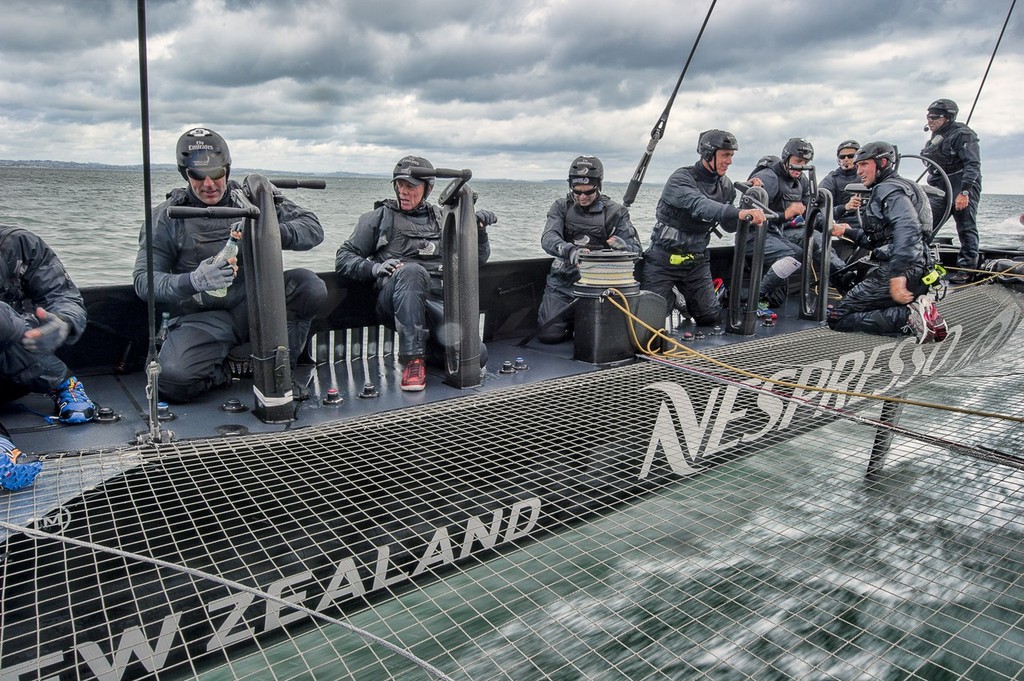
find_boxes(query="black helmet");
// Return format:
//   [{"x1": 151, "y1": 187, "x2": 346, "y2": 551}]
[
  {"x1": 854, "y1": 141, "x2": 898, "y2": 180},
  {"x1": 697, "y1": 129, "x2": 739, "y2": 163},
  {"x1": 781, "y1": 137, "x2": 814, "y2": 165},
  {"x1": 392, "y1": 154, "x2": 435, "y2": 198},
  {"x1": 176, "y1": 127, "x2": 231, "y2": 180},
  {"x1": 927, "y1": 98, "x2": 958, "y2": 120},
  {"x1": 568, "y1": 155, "x2": 603, "y2": 186},
  {"x1": 836, "y1": 140, "x2": 860, "y2": 156}
]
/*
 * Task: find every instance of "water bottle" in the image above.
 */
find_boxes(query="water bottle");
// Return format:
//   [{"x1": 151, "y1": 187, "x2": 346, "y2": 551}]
[
  {"x1": 156, "y1": 312, "x2": 170, "y2": 346},
  {"x1": 205, "y1": 231, "x2": 241, "y2": 298}
]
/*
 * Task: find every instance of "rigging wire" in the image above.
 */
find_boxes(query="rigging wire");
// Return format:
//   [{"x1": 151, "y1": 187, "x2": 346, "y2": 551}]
[
  {"x1": 916, "y1": 0, "x2": 1014, "y2": 182},
  {"x1": 0, "y1": 518, "x2": 457, "y2": 681},
  {"x1": 965, "y1": 0, "x2": 1017, "y2": 125},
  {"x1": 136, "y1": 0, "x2": 164, "y2": 443},
  {"x1": 621, "y1": 0, "x2": 717, "y2": 207}
]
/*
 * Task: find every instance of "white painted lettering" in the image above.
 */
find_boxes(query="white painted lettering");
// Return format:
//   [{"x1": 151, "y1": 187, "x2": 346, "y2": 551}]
[
  {"x1": 79, "y1": 613, "x2": 181, "y2": 679},
  {"x1": 315, "y1": 556, "x2": 366, "y2": 611},
  {"x1": 371, "y1": 544, "x2": 410, "y2": 592},
  {"x1": 742, "y1": 372, "x2": 788, "y2": 443},
  {"x1": 459, "y1": 509, "x2": 503, "y2": 558},
  {"x1": 704, "y1": 383, "x2": 749, "y2": 456},
  {"x1": 503, "y1": 498, "x2": 541, "y2": 542},
  {"x1": 855, "y1": 342, "x2": 895, "y2": 396},
  {"x1": 639, "y1": 401, "x2": 699, "y2": 478},
  {"x1": 781, "y1": 360, "x2": 832, "y2": 426},
  {"x1": 412, "y1": 527, "x2": 456, "y2": 577},
  {"x1": 819, "y1": 350, "x2": 865, "y2": 411},
  {"x1": 265, "y1": 570, "x2": 311, "y2": 630},
  {"x1": 206, "y1": 592, "x2": 254, "y2": 652}
]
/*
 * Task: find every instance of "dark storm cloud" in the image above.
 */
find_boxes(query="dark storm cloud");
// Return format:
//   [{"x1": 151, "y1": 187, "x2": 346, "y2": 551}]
[{"x1": 0, "y1": 0, "x2": 1019, "y2": 192}]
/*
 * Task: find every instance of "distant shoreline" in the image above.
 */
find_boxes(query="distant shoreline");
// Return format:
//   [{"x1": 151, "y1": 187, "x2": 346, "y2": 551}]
[
  {"x1": 0, "y1": 159, "x2": 560, "y2": 183},
  {"x1": 2, "y1": 161, "x2": 1020, "y2": 193}
]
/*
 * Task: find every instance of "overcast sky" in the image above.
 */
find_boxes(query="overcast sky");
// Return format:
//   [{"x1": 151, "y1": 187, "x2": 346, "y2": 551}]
[{"x1": 0, "y1": 0, "x2": 1020, "y2": 193}]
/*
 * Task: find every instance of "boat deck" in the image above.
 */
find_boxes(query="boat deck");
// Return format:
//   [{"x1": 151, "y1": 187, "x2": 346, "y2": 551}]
[{"x1": 1, "y1": 297, "x2": 823, "y2": 457}]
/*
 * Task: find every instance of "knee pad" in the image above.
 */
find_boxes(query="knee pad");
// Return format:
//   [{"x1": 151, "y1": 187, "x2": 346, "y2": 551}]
[{"x1": 771, "y1": 256, "x2": 802, "y2": 278}]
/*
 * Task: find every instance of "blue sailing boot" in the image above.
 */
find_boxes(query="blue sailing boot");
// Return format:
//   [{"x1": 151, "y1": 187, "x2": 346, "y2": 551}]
[
  {"x1": 50, "y1": 376, "x2": 96, "y2": 424},
  {"x1": 0, "y1": 436, "x2": 42, "y2": 491}
]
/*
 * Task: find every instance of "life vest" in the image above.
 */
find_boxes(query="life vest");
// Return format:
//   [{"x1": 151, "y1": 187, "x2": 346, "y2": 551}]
[{"x1": 375, "y1": 200, "x2": 444, "y2": 274}]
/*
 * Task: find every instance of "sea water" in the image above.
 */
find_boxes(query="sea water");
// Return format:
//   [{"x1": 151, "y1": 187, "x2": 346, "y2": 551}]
[{"x1": 0, "y1": 166, "x2": 1021, "y2": 288}]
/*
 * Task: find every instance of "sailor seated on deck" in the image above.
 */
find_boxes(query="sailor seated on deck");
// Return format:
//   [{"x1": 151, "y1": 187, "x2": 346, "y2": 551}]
[
  {"x1": 0, "y1": 226, "x2": 96, "y2": 490},
  {"x1": 334, "y1": 155, "x2": 496, "y2": 392},
  {"x1": 537, "y1": 155, "x2": 641, "y2": 343},
  {"x1": 827, "y1": 142, "x2": 948, "y2": 344},
  {"x1": 748, "y1": 138, "x2": 846, "y2": 314},
  {"x1": 132, "y1": 127, "x2": 328, "y2": 403}
]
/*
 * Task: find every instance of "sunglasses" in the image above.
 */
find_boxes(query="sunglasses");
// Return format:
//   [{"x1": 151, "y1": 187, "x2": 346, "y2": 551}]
[
  {"x1": 838, "y1": 153, "x2": 856, "y2": 160},
  {"x1": 186, "y1": 166, "x2": 228, "y2": 181},
  {"x1": 571, "y1": 187, "x2": 598, "y2": 197},
  {"x1": 925, "y1": 114, "x2": 944, "y2": 121}
]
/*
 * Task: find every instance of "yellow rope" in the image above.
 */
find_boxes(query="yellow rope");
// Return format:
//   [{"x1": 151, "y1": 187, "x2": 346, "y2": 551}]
[
  {"x1": 945, "y1": 260, "x2": 1024, "y2": 289},
  {"x1": 602, "y1": 286, "x2": 1024, "y2": 425}
]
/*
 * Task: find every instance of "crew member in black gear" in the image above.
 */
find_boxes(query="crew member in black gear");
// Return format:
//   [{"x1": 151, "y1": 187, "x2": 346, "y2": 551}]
[
  {"x1": 747, "y1": 155, "x2": 780, "y2": 181},
  {"x1": 819, "y1": 140, "x2": 864, "y2": 228},
  {"x1": 641, "y1": 130, "x2": 765, "y2": 325},
  {"x1": 1, "y1": 226, "x2": 96, "y2": 489},
  {"x1": 748, "y1": 137, "x2": 846, "y2": 308},
  {"x1": 828, "y1": 141, "x2": 947, "y2": 343},
  {"x1": 821, "y1": 140, "x2": 869, "y2": 293},
  {"x1": 747, "y1": 139, "x2": 812, "y2": 308},
  {"x1": 537, "y1": 155, "x2": 641, "y2": 343},
  {"x1": 133, "y1": 127, "x2": 328, "y2": 403},
  {"x1": 920, "y1": 98, "x2": 982, "y2": 284},
  {"x1": 335, "y1": 155, "x2": 496, "y2": 391}
]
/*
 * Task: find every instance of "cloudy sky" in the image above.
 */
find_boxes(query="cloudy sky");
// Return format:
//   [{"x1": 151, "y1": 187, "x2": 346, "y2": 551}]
[{"x1": 0, "y1": 0, "x2": 1020, "y2": 193}]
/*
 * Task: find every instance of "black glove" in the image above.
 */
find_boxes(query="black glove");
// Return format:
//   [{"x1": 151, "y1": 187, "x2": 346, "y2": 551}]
[
  {"x1": 475, "y1": 210, "x2": 497, "y2": 228},
  {"x1": 606, "y1": 236, "x2": 629, "y2": 251},
  {"x1": 372, "y1": 259, "x2": 402, "y2": 277},
  {"x1": 21, "y1": 308, "x2": 70, "y2": 355},
  {"x1": 190, "y1": 255, "x2": 234, "y2": 292}
]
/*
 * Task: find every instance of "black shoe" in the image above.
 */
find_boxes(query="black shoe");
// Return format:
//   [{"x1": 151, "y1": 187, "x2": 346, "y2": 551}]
[{"x1": 948, "y1": 271, "x2": 972, "y2": 285}]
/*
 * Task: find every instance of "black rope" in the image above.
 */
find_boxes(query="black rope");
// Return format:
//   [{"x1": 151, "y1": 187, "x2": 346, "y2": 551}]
[
  {"x1": 965, "y1": 0, "x2": 1016, "y2": 125},
  {"x1": 621, "y1": 0, "x2": 717, "y2": 207}
]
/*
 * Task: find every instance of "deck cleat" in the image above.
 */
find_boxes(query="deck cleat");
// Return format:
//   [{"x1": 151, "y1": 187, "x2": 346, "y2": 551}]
[
  {"x1": 358, "y1": 382, "x2": 379, "y2": 399},
  {"x1": 499, "y1": 360, "x2": 516, "y2": 374},
  {"x1": 680, "y1": 331, "x2": 694, "y2": 342},
  {"x1": 322, "y1": 388, "x2": 344, "y2": 406},
  {"x1": 220, "y1": 398, "x2": 247, "y2": 413},
  {"x1": 513, "y1": 357, "x2": 529, "y2": 371}
]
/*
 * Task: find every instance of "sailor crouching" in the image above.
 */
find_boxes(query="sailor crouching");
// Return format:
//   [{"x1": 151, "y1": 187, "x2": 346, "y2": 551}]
[{"x1": 827, "y1": 142, "x2": 948, "y2": 344}]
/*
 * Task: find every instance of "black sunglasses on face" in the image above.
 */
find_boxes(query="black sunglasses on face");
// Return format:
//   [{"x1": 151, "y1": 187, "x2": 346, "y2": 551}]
[
  {"x1": 838, "y1": 154, "x2": 856, "y2": 160},
  {"x1": 572, "y1": 187, "x2": 598, "y2": 196},
  {"x1": 926, "y1": 114, "x2": 944, "y2": 121},
  {"x1": 186, "y1": 166, "x2": 228, "y2": 181}
]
